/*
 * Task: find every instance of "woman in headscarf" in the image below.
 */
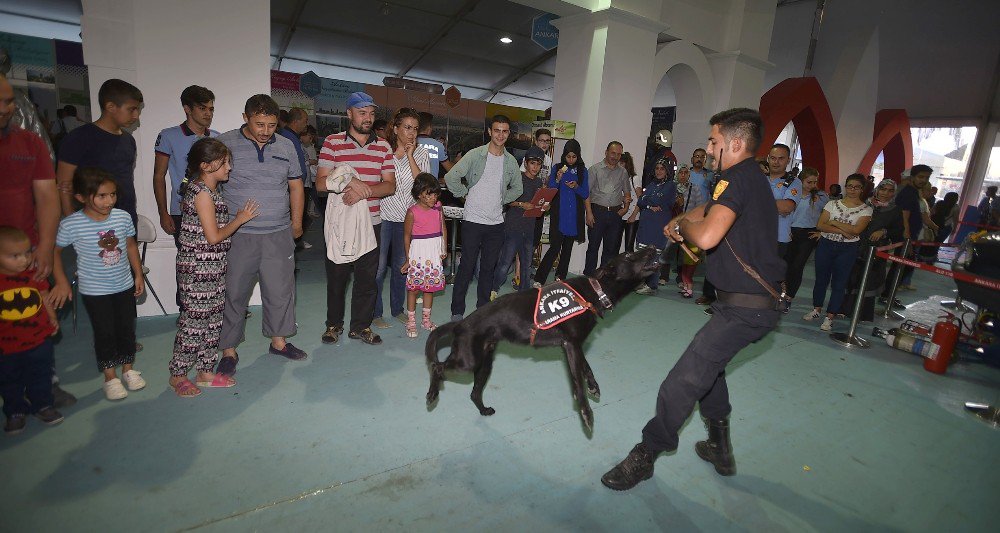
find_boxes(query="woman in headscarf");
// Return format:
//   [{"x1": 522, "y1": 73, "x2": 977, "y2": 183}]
[
  {"x1": 533, "y1": 139, "x2": 589, "y2": 285},
  {"x1": 634, "y1": 159, "x2": 676, "y2": 295},
  {"x1": 840, "y1": 178, "x2": 905, "y2": 321}
]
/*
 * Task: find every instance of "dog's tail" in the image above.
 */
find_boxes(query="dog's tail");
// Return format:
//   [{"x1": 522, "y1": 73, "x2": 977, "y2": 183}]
[{"x1": 425, "y1": 321, "x2": 457, "y2": 405}]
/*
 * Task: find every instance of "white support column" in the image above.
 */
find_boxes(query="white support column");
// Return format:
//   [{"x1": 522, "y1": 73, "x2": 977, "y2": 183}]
[
  {"x1": 81, "y1": 0, "x2": 270, "y2": 316},
  {"x1": 550, "y1": 7, "x2": 667, "y2": 273}
]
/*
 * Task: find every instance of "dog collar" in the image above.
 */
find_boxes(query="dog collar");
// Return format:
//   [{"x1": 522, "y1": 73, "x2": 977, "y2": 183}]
[{"x1": 588, "y1": 278, "x2": 614, "y2": 310}]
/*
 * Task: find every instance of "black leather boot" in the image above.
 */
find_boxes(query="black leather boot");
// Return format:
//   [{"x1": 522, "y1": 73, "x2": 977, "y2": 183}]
[
  {"x1": 601, "y1": 443, "x2": 655, "y2": 490},
  {"x1": 695, "y1": 418, "x2": 735, "y2": 476}
]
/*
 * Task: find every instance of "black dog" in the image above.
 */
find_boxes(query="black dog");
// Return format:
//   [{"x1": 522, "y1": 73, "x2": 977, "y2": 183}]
[{"x1": 425, "y1": 246, "x2": 661, "y2": 429}]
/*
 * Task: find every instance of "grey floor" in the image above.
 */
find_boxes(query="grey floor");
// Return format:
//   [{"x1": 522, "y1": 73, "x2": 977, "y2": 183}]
[{"x1": 2, "y1": 227, "x2": 998, "y2": 532}]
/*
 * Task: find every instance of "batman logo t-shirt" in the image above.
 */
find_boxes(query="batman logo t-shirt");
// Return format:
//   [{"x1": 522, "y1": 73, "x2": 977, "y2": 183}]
[{"x1": 0, "y1": 270, "x2": 55, "y2": 355}]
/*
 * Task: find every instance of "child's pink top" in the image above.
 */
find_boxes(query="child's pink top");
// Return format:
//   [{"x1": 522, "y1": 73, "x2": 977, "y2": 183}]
[{"x1": 409, "y1": 202, "x2": 442, "y2": 238}]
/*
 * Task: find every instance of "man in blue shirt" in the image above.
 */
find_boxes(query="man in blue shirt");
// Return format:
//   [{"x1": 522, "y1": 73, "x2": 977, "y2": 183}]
[
  {"x1": 277, "y1": 107, "x2": 311, "y2": 248},
  {"x1": 417, "y1": 112, "x2": 452, "y2": 180},
  {"x1": 152, "y1": 85, "x2": 218, "y2": 244},
  {"x1": 766, "y1": 143, "x2": 802, "y2": 258},
  {"x1": 688, "y1": 148, "x2": 712, "y2": 207}
]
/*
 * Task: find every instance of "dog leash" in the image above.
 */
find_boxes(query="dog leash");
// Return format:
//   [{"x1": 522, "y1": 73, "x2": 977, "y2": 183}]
[{"x1": 724, "y1": 237, "x2": 789, "y2": 304}]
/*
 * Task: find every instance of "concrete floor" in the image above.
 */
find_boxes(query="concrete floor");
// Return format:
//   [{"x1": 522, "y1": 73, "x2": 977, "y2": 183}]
[{"x1": 2, "y1": 228, "x2": 998, "y2": 532}]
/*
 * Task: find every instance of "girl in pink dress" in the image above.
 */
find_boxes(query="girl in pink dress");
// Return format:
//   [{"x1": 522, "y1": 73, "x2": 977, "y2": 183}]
[{"x1": 401, "y1": 173, "x2": 448, "y2": 338}]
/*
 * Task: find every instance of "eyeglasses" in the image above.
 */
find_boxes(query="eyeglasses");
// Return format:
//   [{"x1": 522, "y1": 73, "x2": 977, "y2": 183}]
[{"x1": 845, "y1": 184, "x2": 863, "y2": 190}]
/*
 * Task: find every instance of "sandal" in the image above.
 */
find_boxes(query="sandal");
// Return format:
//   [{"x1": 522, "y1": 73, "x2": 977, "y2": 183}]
[
  {"x1": 406, "y1": 311, "x2": 418, "y2": 339},
  {"x1": 216, "y1": 354, "x2": 239, "y2": 376},
  {"x1": 196, "y1": 373, "x2": 236, "y2": 388},
  {"x1": 421, "y1": 309, "x2": 437, "y2": 332},
  {"x1": 171, "y1": 378, "x2": 202, "y2": 398}
]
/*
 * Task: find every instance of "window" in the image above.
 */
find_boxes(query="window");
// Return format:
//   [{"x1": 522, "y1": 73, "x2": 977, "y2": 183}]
[{"x1": 910, "y1": 126, "x2": 978, "y2": 200}]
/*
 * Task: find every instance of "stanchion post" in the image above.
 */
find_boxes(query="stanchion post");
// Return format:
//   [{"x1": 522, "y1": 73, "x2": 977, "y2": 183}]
[
  {"x1": 446, "y1": 217, "x2": 459, "y2": 284},
  {"x1": 832, "y1": 245, "x2": 875, "y2": 348},
  {"x1": 941, "y1": 294, "x2": 975, "y2": 312},
  {"x1": 881, "y1": 239, "x2": 911, "y2": 319}
]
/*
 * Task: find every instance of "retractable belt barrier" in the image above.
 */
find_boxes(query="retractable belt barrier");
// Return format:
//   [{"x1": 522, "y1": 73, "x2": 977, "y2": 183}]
[
  {"x1": 874, "y1": 249, "x2": 1000, "y2": 291},
  {"x1": 959, "y1": 220, "x2": 1000, "y2": 232}
]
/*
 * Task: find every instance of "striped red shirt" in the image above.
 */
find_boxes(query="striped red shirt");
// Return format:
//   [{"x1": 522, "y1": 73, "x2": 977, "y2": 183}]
[{"x1": 318, "y1": 132, "x2": 394, "y2": 224}]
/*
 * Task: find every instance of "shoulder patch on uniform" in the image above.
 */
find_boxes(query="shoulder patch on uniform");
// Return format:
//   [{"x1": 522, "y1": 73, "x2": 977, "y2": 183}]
[{"x1": 713, "y1": 180, "x2": 729, "y2": 200}]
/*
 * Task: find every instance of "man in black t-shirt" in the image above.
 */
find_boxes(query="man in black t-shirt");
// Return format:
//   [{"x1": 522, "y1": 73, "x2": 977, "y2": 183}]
[{"x1": 603, "y1": 108, "x2": 783, "y2": 491}]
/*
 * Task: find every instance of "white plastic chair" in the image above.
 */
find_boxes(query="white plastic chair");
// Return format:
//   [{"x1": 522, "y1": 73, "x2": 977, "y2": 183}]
[{"x1": 136, "y1": 215, "x2": 168, "y2": 315}]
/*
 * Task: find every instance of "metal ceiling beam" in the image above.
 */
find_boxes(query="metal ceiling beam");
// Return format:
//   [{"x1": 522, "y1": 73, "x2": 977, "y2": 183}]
[
  {"x1": 396, "y1": 0, "x2": 481, "y2": 78},
  {"x1": 286, "y1": 19, "x2": 543, "y2": 73},
  {"x1": 273, "y1": 0, "x2": 309, "y2": 70},
  {"x1": 487, "y1": 49, "x2": 557, "y2": 101},
  {"x1": 274, "y1": 53, "x2": 546, "y2": 101},
  {"x1": 379, "y1": 1, "x2": 532, "y2": 39}
]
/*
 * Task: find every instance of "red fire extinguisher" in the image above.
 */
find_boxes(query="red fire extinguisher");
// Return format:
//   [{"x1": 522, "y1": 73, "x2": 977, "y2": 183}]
[{"x1": 926, "y1": 312, "x2": 960, "y2": 374}]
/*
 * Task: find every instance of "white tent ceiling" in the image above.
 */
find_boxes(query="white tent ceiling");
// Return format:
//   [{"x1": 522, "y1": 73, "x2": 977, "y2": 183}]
[{"x1": 0, "y1": 0, "x2": 560, "y2": 110}]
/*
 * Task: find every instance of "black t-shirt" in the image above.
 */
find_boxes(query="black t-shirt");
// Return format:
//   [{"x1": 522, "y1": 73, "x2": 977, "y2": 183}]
[
  {"x1": 894, "y1": 184, "x2": 923, "y2": 237},
  {"x1": 704, "y1": 157, "x2": 785, "y2": 295},
  {"x1": 59, "y1": 123, "x2": 138, "y2": 220},
  {"x1": 504, "y1": 172, "x2": 543, "y2": 233}
]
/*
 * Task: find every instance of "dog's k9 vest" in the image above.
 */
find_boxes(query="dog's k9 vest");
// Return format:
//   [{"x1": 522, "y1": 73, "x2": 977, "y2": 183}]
[{"x1": 530, "y1": 280, "x2": 609, "y2": 345}]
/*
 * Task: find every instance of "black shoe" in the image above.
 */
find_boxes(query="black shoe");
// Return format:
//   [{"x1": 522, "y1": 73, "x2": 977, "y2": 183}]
[
  {"x1": 694, "y1": 418, "x2": 736, "y2": 476},
  {"x1": 703, "y1": 307, "x2": 714, "y2": 316},
  {"x1": 601, "y1": 443, "x2": 655, "y2": 491},
  {"x1": 269, "y1": 342, "x2": 308, "y2": 360},
  {"x1": 33, "y1": 407, "x2": 64, "y2": 426},
  {"x1": 349, "y1": 328, "x2": 382, "y2": 345},
  {"x1": 4, "y1": 414, "x2": 26, "y2": 435},
  {"x1": 216, "y1": 354, "x2": 239, "y2": 376},
  {"x1": 51, "y1": 384, "x2": 77, "y2": 409},
  {"x1": 321, "y1": 325, "x2": 343, "y2": 344}
]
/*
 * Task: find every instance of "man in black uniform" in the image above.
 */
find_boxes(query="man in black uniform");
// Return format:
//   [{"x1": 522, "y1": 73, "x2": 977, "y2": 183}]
[{"x1": 601, "y1": 108, "x2": 785, "y2": 490}]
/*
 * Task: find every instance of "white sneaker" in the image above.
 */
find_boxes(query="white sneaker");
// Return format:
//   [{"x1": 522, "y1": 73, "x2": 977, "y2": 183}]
[
  {"x1": 820, "y1": 316, "x2": 834, "y2": 331},
  {"x1": 490, "y1": 291, "x2": 498, "y2": 301},
  {"x1": 803, "y1": 309, "x2": 821, "y2": 321},
  {"x1": 122, "y1": 370, "x2": 146, "y2": 391},
  {"x1": 103, "y1": 378, "x2": 128, "y2": 400},
  {"x1": 635, "y1": 285, "x2": 656, "y2": 295}
]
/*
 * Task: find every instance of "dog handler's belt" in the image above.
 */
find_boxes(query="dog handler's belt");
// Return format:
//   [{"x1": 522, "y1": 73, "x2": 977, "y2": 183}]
[{"x1": 715, "y1": 290, "x2": 778, "y2": 310}]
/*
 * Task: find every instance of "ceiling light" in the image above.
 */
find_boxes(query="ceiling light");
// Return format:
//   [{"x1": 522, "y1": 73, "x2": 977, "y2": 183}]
[{"x1": 499, "y1": 36, "x2": 513, "y2": 44}]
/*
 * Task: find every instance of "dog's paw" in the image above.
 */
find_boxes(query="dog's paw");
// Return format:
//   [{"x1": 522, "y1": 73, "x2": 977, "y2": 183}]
[
  {"x1": 479, "y1": 406, "x2": 495, "y2": 416},
  {"x1": 580, "y1": 408, "x2": 594, "y2": 431}
]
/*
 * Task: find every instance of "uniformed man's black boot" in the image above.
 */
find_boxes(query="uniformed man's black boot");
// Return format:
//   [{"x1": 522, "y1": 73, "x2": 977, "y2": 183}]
[
  {"x1": 601, "y1": 443, "x2": 655, "y2": 490},
  {"x1": 694, "y1": 418, "x2": 736, "y2": 476}
]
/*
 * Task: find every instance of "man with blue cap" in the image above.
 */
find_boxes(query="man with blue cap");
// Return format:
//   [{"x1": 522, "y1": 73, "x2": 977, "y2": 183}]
[{"x1": 316, "y1": 91, "x2": 397, "y2": 346}]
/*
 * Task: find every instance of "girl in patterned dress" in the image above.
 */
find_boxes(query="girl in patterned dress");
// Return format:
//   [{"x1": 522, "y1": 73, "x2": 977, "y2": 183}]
[
  {"x1": 400, "y1": 173, "x2": 447, "y2": 338},
  {"x1": 168, "y1": 138, "x2": 259, "y2": 397}
]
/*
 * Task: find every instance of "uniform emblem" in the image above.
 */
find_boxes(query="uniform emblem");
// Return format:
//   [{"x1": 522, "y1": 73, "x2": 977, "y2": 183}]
[
  {"x1": 154, "y1": 133, "x2": 162, "y2": 147},
  {"x1": 713, "y1": 180, "x2": 729, "y2": 200},
  {"x1": 790, "y1": 188, "x2": 798, "y2": 196}
]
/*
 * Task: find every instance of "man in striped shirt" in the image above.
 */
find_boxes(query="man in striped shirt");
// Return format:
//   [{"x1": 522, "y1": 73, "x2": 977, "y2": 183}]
[{"x1": 316, "y1": 92, "x2": 396, "y2": 345}]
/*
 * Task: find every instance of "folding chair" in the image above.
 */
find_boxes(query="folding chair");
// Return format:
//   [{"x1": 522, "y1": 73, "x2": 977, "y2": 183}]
[{"x1": 136, "y1": 215, "x2": 168, "y2": 315}]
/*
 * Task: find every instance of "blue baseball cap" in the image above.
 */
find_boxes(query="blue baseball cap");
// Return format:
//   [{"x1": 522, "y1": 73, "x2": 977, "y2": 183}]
[{"x1": 346, "y1": 92, "x2": 377, "y2": 109}]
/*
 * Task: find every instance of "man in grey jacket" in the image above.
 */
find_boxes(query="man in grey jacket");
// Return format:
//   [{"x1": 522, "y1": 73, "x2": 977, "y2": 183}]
[{"x1": 444, "y1": 114, "x2": 522, "y2": 321}]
